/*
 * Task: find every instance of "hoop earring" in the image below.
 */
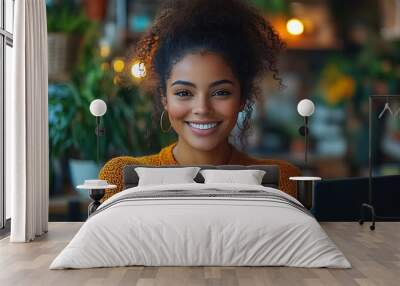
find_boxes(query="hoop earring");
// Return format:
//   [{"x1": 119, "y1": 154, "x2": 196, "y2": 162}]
[{"x1": 160, "y1": 110, "x2": 172, "y2": 133}]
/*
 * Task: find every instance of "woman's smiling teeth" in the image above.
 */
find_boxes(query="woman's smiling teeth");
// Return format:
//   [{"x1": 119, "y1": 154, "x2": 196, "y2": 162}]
[{"x1": 186, "y1": 122, "x2": 220, "y2": 130}]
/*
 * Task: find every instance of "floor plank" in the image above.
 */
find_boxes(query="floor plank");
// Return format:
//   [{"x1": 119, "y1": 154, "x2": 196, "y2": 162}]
[{"x1": 0, "y1": 222, "x2": 399, "y2": 286}]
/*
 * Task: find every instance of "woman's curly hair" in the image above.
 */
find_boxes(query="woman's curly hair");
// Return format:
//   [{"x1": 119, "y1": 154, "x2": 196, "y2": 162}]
[{"x1": 133, "y1": 0, "x2": 285, "y2": 148}]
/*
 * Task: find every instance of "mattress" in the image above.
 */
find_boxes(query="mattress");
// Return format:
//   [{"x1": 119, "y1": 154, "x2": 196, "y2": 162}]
[{"x1": 50, "y1": 183, "x2": 351, "y2": 269}]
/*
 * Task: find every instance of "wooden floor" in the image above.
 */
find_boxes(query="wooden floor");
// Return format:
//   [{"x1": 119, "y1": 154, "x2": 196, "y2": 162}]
[{"x1": 0, "y1": 222, "x2": 399, "y2": 286}]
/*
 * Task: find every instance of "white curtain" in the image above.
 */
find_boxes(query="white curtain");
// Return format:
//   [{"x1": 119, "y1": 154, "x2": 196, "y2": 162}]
[{"x1": 7, "y1": 0, "x2": 49, "y2": 242}]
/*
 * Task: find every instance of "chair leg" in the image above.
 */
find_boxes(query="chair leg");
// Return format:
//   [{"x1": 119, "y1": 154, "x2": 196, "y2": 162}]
[{"x1": 359, "y1": 203, "x2": 375, "y2": 231}]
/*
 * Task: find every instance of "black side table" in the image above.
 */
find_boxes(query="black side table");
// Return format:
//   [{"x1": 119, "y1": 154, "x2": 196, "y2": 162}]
[
  {"x1": 77, "y1": 180, "x2": 117, "y2": 216},
  {"x1": 289, "y1": 176, "x2": 321, "y2": 212}
]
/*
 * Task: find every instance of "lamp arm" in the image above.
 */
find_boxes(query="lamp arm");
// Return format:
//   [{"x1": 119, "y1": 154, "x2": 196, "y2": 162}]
[
  {"x1": 304, "y1": 116, "x2": 309, "y2": 166},
  {"x1": 96, "y1": 117, "x2": 100, "y2": 166}
]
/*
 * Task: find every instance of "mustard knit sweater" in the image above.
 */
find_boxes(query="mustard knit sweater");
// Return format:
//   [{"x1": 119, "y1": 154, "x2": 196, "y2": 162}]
[{"x1": 98, "y1": 142, "x2": 301, "y2": 202}]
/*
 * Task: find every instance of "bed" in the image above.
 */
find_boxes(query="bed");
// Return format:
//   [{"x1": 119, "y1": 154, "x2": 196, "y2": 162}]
[{"x1": 50, "y1": 165, "x2": 351, "y2": 269}]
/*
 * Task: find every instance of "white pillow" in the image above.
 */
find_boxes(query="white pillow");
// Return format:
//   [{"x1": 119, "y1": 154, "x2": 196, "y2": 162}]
[
  {"x1": 200, "y1": 169, "x2": 266, "y2": 185},
  {"x1": 135, "y1": 167, "x2": 201, "y2": 186}
]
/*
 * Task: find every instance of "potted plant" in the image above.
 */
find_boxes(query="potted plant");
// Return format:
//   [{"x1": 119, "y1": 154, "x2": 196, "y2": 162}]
[
  {"x1": 49, "y1": 31, "x2": 176, "y2": 196},
  {"x1": 47, "y1": 1, "x2": 90, "y2": 81},
  {"x1": 83, "y1": 0, "x2": 108, "y2": 22}
]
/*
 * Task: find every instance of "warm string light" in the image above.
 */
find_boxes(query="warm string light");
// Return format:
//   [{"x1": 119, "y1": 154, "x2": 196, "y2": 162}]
[
  {"x1": 131, "y1": 61, "x2": 146, "y2": 78},
  {"x1": 100, "y1": 44, "x2": 111, "y2": 58},
  {"x1": 286, "y1": 18, "x2": 304, "y2": 36},
  {"x1": 112, "y1": 59, "x2": 125, "y2": 73},
  {"x1": 107, "y1": 57, "x2": 147, "y2": 85}
]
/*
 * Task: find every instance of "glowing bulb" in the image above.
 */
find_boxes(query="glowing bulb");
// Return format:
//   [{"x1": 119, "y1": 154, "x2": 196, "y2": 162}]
[
  {"x1": 286, "y1": 18, "x2": 304, "y2": 36},
  {"x1": 131, "y1": 62, "x2": 146, "y2": 78},
  {"x1": 113, "y1": 59, "x2": 125, "y2": 73},
  {"x1": 100, "y1": 44, "x2": 111, "y2": 58},
  {"x1": 297, "y1": 99, "x2": 315, "y2": 117},
  {"x1": 90, "y1": 99, "x2": 107, "y2": 117}
]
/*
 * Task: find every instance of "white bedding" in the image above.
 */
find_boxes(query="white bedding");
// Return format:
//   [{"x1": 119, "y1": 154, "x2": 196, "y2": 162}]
[{"x1": 50, "y1": 183, "x2": 351, "y2": 269}]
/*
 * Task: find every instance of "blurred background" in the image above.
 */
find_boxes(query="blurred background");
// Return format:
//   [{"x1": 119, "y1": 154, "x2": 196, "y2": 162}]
[{"x1": 46, "y1": 0, "x2": 400, "y2": 221}]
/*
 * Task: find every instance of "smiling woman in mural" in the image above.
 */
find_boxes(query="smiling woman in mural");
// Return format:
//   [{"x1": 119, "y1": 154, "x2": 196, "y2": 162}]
[{"x1": 99, "y1": 0, "x2": 301, "y2": 201}]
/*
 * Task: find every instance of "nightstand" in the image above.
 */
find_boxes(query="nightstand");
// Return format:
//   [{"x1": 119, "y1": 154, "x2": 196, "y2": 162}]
[
  {"x1": 289, "y1": 176, "x2": 321, "y2": 211},
  {"x1": 77, "y1": 180, "x2": 116, "y2": 216}
]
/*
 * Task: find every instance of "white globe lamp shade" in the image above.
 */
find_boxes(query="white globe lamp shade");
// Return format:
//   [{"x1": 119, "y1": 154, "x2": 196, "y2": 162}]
[
  {"x1": 90, "y1": 99, "x2": 107, "y2": 117},
  {"x1": 297, "y1": 99, "x2": 315, "y2": 117}
]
